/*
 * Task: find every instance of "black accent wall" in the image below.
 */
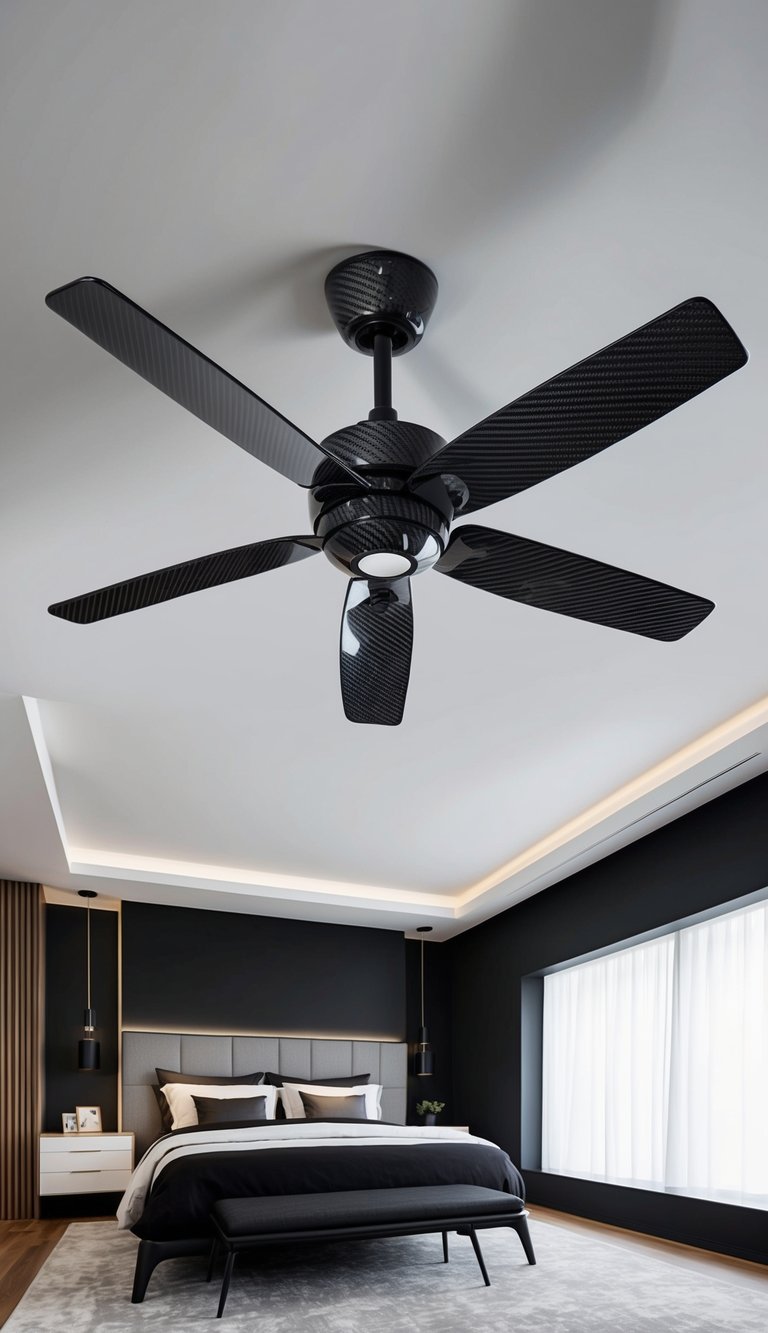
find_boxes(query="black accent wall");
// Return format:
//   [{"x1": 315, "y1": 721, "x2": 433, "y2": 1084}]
[
  {"x1": 450, "y1": 770, "x2": 768, "y2": 1263},
  {"x1": 44, "y1": 905, "x2": 119, "y2": 1133},
  {"x1": 121, "y1": 902, "x2": 405, "y2": 1039}
]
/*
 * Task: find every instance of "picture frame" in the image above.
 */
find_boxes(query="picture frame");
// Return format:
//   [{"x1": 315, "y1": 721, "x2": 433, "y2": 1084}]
[
  {"x1": 61, "y1": 1112, "x2": 78, "y2": 1134},
  {"x1": 76, "y1": 1105, "x2": 102, "y2": 1133}
]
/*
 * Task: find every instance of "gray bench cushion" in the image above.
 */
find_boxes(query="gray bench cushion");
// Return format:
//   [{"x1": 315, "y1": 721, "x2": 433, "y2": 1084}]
[{"x1": 212, "y1": 1185, "x2": 525, "y2": 1237}]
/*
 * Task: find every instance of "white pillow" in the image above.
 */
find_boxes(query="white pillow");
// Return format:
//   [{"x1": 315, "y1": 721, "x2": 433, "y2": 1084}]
[
  {"x1": 279, "y1": 1082, "x2": 381, "y2": 1121},
  {"x1": 161, "y1": 1081, "x2": 278, "y2": 1130}
]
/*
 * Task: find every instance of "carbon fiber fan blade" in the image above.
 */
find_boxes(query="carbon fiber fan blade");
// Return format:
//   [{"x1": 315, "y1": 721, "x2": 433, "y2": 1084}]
[
  {"x1": 436, "y1": 525, "x2": 714, "y2": 641},
  {"x1": 410, "y1": 298, "x2": 747, "y2": 514},
  {"x1": 340, "y1": 577, "x2": 413, "y2": 725},
  {"x1": 45, "y1": 278, "x2": 367, "y2": 488},
  {"x1": 48, "y1": 535, "x2": 321, "y2": 624}
]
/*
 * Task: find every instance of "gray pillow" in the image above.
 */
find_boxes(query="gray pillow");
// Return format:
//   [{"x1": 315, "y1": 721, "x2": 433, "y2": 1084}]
[
  {"x1": 299, "y1": 1091, "x2": 368, "y2": 1120},
  {"x1": 154, "y1": 1069, "x2": 264, "y2": 1133},
  {"x1": 192, "y1": 1094, "x2": 269, "y2": 1127}
]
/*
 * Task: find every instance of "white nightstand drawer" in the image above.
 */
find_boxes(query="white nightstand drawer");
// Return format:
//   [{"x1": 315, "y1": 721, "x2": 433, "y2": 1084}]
[
  {"x1": 40, "y1": 1167, "x2": 133, "y2": 1196},
  {"x1": 41, "y1": 1149, "x2": 133, "y2": 1173},
  {"x1": 40, "y1": 1134, "x2": 131, "y2": 1154},
  {"x1": 39, "y1": 1133, "x2": 134, "y2": 1197}
]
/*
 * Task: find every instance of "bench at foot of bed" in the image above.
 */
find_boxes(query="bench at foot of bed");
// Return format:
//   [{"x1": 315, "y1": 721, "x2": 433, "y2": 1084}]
[{"x1": 208, "y1": 1184, "x2": 535, "y2": 1318}]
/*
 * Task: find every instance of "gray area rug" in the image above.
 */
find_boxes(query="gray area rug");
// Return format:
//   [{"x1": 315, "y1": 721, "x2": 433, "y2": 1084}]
[{"x1": 5, "y1": 1218, "x2": 767, "y2": 1332}]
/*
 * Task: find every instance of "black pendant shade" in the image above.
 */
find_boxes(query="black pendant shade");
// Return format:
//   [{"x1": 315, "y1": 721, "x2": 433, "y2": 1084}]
[
  {"x1": 415, "y1": 1024, "x2": 434, "y2": 1077},
  {"x1": 78, "y1": 1037, "x2": 100, "y2": 1071},
  {"x1": 77, "y1": 891, "x2": 100, "y2": 1071},
  {"x1": 415, "y1": 927, "x2": 434, "y2": 1077}
]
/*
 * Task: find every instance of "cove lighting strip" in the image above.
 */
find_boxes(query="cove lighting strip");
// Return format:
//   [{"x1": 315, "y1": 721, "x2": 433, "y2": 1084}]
[
  {"x1": 122, "y1": 1026, "x2": 403, "y2": 1042},
  {"x1": 23, "y1": 692, "x2": 768, "y2": 922},
  {"x1": 66, "y1": 846, "x2": 455, "y2": 915},
  {"x1": 456, "y1": 694, "x2": 768, "y2": 909}
]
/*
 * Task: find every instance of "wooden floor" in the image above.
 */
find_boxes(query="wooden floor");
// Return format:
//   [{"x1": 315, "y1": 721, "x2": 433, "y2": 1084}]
[
  {"x1": 0, "y1": 1219, "x2": 64, "y2": 1327},
  {"x1": 0, "y1": 1216, "x2": 109, "y2": 1327},
  {"x1": 0, "y1": 1207, "x2": 766, "y2": 1325}
]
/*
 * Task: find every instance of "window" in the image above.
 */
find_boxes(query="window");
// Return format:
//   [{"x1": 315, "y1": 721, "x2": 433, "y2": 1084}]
[{"x1": 541, "y1": 899, "x2": 768, "y2": 1206}]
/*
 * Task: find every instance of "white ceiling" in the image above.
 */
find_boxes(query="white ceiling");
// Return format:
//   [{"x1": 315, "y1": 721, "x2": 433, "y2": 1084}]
[{"x1": 2, "y1": 0, "x2": 767, "y2": 938}]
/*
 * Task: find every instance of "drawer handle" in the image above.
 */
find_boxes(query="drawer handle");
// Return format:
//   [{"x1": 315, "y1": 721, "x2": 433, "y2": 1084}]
[
  {"x1": 71, "y1": 1148, "x2": 100, "y2": 1153},
  {"x1": 72, "y1": 1168, "x2": 101, "y2": 1173}
]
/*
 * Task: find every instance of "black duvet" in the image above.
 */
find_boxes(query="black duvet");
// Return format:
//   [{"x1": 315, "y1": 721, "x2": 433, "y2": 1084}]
[{"x1": 132, "y1": 1119, "x2": 525, "y2": 1240}]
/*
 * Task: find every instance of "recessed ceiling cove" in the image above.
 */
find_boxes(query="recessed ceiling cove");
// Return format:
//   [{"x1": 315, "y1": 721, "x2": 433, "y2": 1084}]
[{"x1": 1, "y1": 0, "x2": 767, "y2": 934}]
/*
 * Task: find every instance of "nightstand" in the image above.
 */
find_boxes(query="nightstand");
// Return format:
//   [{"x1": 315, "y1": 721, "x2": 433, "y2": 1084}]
[{"x1": 39, "y1": 1132, "x2": 134, "y2": 1196}]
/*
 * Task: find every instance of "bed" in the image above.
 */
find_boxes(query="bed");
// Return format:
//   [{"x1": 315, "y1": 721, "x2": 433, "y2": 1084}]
[{"x1": 119, "y1": 1029, "x2": 525, "y2": 1300}]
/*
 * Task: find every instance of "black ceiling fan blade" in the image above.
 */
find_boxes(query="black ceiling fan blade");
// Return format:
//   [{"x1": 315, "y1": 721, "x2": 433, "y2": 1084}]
[
  {"x1": 48, "y1": 535, "x2": 321, "y2": 624},
  {"x1": 45, "y1": 277, "x2": 367, "y2": 489},
  {"x1": 340, "y1": 577, "x2": 413, "y2": 724},
  {"x1": 410, "y1": 298, "x2": 747, "y2": 514},
  {"x1": 436, "y1": 525, "x2": 714, "y2": 641}
]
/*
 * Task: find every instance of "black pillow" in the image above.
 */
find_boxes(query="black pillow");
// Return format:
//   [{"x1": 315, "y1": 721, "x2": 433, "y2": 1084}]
[
  {"x1": 266, "y1": 1072, "x2": 370, "y2": 1087},
  {"x1": 192, "y1": 1094, "x2": 269, "y2": 1127},
  {"x1": 299, "y1": 1091, "x2": 368, "y2": 1120},
  {"x1": 154, "y1": 1069, "x2": 265, "y2": 1134},
  {"x1": 156, "y1": 1067, "x2": 265, "y2": 1087},
  {"x1": 151, "y1": 1084, "x2": 174, "y2": 1134}
]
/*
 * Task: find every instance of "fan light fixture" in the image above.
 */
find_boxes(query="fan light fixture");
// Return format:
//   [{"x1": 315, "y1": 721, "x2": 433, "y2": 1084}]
[
  {"x1": 415, "y1": 925, "x2": 434, "y2": 1077},
  {"x1": 357, "y1": 552, "x2": 413, "y2": 579},
  {"x1": 77, "y1": 889, "x2": 100, "y2": 1071}
]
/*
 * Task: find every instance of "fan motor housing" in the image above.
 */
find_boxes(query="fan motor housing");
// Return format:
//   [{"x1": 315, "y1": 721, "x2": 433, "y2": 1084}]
[
  {"x1": 313, "y1": 418, "x2": 446, "y2": 482},
  {"x1": 316, "y1": 491, "x2": 450, "y2": 579},
  {"x1": 309, "y1": 420, "x2": 454, "y2": 579}
]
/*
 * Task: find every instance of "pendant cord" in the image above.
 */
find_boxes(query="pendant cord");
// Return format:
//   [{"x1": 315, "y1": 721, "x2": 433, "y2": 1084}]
[
  {"x1": 86, "y1": 896, "x2": 91, "y2": 1012},
  {"x1": 420, "y1": 937, "x2": 425, "y2": 1030}
]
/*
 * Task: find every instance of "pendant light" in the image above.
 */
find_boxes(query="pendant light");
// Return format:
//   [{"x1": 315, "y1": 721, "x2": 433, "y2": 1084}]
[
  {"x1": 77, "y1": 890, "x2": 100, "y2": 1071},
  {"x1": 415, "y1": 925, "x2": 434, "y2": 1077}
]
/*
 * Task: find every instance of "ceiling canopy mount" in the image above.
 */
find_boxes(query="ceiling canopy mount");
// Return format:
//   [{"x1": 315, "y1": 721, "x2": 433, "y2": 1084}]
[{"x1": 324, "y1": 249, "x2": 438, "y2": 357}]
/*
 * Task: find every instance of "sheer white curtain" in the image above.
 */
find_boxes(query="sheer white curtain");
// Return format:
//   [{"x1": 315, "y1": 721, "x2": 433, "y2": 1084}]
[
  {"x1": 542, "y1": 899, "x2": 768, "y2": 1200},
  {"x1": 665, "y1": 902, "x2": 768, "y2": 1196},
  {"x1": 542, "y1": 935, "x2": 674, "y2": 1183}
]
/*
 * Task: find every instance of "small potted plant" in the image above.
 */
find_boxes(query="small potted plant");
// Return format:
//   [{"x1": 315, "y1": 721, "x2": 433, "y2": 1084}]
[{"x1": 416, "y1": 1099, "x2": 445, "y2": 1126}]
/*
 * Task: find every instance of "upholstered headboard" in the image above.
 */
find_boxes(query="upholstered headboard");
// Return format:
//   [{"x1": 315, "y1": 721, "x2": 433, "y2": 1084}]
[{"x1": 122, "y1": 1031, "x2": 408, "y2": 1158}]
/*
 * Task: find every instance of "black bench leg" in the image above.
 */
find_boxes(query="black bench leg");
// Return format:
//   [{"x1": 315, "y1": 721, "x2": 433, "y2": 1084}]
[
  {"x1": 206, "y1": 1237, "x2": 220, "y2": 1283},
  {"x1": 217, "y1": 1250, "x2": 237, "y2": 1319},
  {"x1": 511, "y1": 1215, "x2": 536, "y2": 1266},
  {"x1": 442, "y1": 1231, "x2": 449, "y2": 1263},
  {"x1": 468, "y1": 1227, "x2": 491, "y2": 1287},
  {"x1": 131, "y1": 1240, "x2": 164, "y2": 1304}
]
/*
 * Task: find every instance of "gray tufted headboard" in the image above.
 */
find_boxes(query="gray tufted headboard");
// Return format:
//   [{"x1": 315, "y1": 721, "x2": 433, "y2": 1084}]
[{"x1": 122, "y1": 1031, "x2": 408, "y2": 1158}]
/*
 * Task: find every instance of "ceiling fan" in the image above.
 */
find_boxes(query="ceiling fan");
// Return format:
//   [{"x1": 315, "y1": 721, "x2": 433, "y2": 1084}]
[{"x1": 46, "y1": 250, "x2": 747, "y2": 725}]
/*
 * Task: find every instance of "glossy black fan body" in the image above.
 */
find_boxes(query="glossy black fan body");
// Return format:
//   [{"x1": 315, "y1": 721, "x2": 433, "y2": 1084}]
[{"x1": 46, "y1": 252, "x2": 748, "y2": 724}]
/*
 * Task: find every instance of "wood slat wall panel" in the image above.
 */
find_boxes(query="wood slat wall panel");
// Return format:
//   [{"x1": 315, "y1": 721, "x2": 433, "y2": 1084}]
[{"x1": 0, "y1": 881, "x2": 44, "y2": 1220}]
